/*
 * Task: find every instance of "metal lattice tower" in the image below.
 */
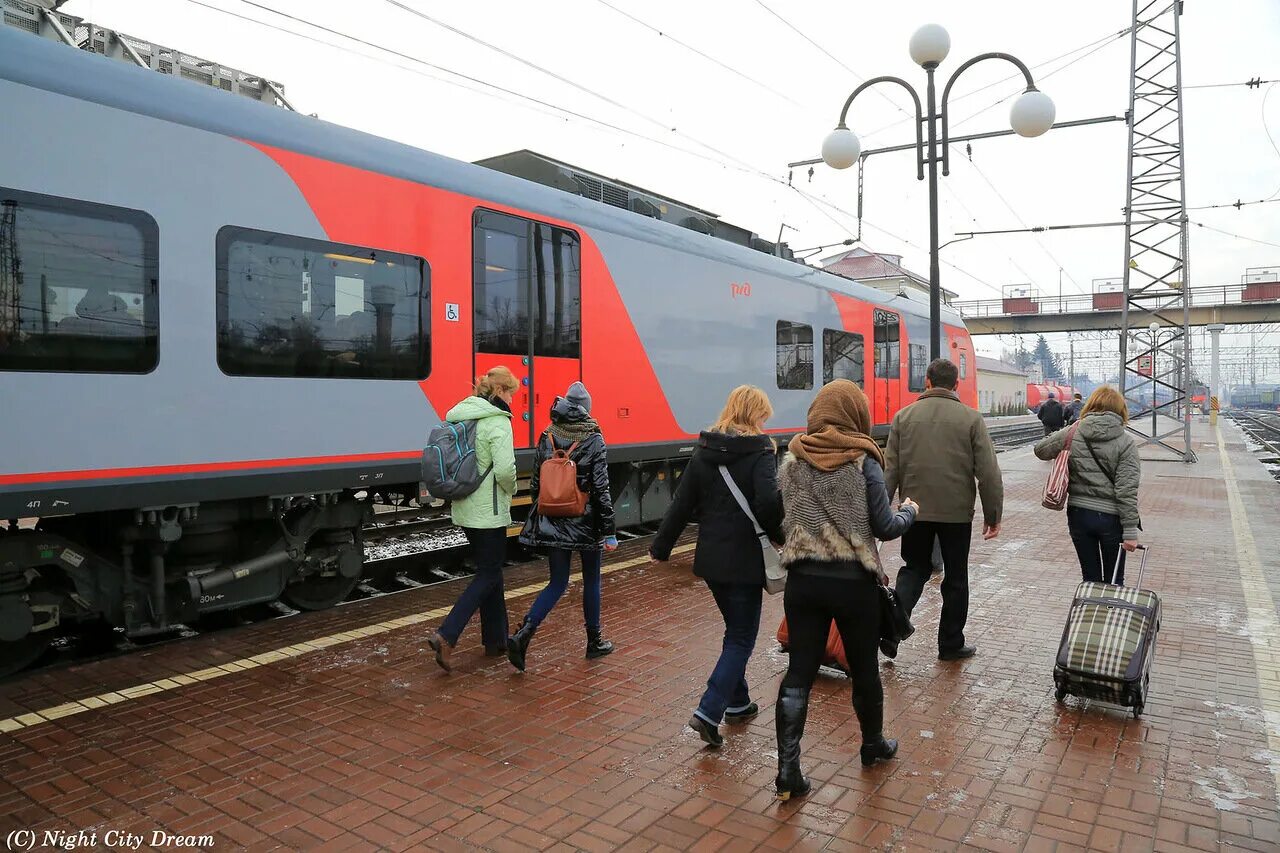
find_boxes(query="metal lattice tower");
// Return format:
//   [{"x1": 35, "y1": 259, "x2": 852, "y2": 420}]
[{"x1": 1118, "y1": 0, "x2": 1196, "y2": 462}]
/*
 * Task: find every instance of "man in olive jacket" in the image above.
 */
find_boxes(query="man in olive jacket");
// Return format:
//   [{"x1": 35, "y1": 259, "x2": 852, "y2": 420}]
[{"x1": 885, "y1": 358, "x2": 1003, "y2": 661}]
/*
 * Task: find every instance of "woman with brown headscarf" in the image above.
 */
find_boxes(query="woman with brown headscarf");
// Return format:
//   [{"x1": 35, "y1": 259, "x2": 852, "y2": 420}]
[{"x1": 773, "y1": 380, "x2": 918, "y2": 801}]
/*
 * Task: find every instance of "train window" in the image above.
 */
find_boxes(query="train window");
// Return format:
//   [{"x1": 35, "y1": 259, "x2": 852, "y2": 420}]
[
  {"x1": 908, "y1": 343, "x2": 928, "y2": 392},
  {"x1": 474, "y1": 211, "x2": 531, "y2": 356},
  {"x1": 959, "y1": 352, "x2": 968, "y2": 379},
  {"x1": 0, "y1": 188, "x2": 158, "y2": 374},
  {"x1": 823, "y1": 329, "x2": 864, "y2": 387},
  {"x1": 215, "y1": 227, "x2": 429, "y2": 379},
  {"x1": 776, "y1": 320, "x2": 813, "y2": 390},
  {"x1": 533, "y1": 223, "x2": 581, "y2": 359},
  {"x1": 474, "y1": 212, "x2": 581, "y2": 359},
  {"x1": 873, "y1": 312, "x2": 900, "y2": 379}
]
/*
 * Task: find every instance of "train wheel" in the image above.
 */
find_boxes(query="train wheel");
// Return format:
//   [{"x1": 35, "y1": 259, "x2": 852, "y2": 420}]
[
  {"x1": 280, "y1": 573, "x2": 360, "y2": 611},
  {"x1": 0, "y1": 632, "x2": 52, "y2": 679}
]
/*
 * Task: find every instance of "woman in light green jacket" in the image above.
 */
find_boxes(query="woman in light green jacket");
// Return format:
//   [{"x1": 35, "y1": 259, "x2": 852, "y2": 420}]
[{"x1": 429, "y1": 366, "x2": 519, "y2": 672}]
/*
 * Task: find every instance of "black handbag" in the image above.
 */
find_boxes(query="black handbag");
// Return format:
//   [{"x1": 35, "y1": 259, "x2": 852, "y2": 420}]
[{"x1": 878, "y1": 584, "x2": 914, "y2": 645}]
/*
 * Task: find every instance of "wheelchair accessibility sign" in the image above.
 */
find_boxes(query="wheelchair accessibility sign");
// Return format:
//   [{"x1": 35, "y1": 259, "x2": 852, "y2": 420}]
[{"x1": 445, "y1": 303, "x2": 459, "y2": 322}]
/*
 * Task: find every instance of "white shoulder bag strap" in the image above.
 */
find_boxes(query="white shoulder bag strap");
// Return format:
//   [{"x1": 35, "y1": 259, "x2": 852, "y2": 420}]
[{"x1": 719, "y1": 465, "x2": 765, "y2": 538}]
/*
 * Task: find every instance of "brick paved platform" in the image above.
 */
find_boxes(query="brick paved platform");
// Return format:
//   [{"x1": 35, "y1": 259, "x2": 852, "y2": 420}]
[{"x1": 2, "y1": 419, "x2": 1278, "y2": 852}]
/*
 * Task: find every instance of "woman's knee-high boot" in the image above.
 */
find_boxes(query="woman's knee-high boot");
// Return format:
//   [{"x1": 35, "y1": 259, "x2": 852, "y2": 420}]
[
  {"x1": 775, "y1": 686, "x2": 812, "y2": 801},
  {"x1": 853, "y1": 697, "x2": 898, "y2": 767}
]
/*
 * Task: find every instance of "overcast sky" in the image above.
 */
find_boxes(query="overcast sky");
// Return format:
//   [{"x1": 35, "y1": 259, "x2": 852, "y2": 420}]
[{"x1": 58, "y1": 0, "x2": 1280, "y2": 382}]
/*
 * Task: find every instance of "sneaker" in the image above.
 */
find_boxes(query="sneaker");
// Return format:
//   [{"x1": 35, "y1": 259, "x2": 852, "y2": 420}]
[
  {"x1": 938, "y1": 645, "x2": 977, "y2": 661},
  {"x1": 724, "y1": 702, "x2": 759, "y2": 724},
  {"x1": 688, "y1": 715, "x2": 723, "y2": 748}
]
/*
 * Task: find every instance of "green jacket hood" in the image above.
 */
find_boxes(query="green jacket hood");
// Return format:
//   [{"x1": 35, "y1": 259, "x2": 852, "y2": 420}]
[
  {"x1": 446, "y1": 396, "x2": 511, "y2": 423},
  {"x1": 1077, "y1": 411, "x2": 1124, "y2": 442}
]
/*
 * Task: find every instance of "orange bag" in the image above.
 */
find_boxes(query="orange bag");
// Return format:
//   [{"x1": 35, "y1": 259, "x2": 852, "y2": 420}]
[
  {"x1": 777, "y1": 617, "x2": 849, "y2": 674},
  {"x1": 537, "y1": 437, "x2": 589, "y2": 518}
]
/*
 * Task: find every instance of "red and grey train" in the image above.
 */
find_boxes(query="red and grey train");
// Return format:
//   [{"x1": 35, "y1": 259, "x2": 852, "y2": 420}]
[{"x1": 0, "y1": 28, "x2": 976, "y2": 675}]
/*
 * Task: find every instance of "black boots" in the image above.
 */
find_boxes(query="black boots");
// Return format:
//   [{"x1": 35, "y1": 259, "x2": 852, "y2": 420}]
[
  {"x1": 585, "y1": 629, "x2": 614, "y2": 659},
  {"x1": 774, "y1": 686, "x2": 812, "y2": 801},
  {"x1": 506, "y1": 617, "x2": 536, "y2": 672},
  {"x1": 860, "y1": 735, "x2": 899, "y2": 767},
  {"x1": 853, "y1": 697, "x2": 898, "y2": 767}
]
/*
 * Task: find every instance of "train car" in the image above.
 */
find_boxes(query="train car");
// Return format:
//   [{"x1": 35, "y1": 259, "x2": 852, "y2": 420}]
[
  {"x1": 0, "y1": 28, "x2": 976, "y2": 674},
  {"x1": 1026, "y1": 383, "x2": 1074, "y2": 410}
]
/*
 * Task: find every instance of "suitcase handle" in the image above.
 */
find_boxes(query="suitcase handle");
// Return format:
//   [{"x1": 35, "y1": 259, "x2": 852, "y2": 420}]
[{"x1": 1112, "y1": 543, "x2": 1148, "y2": 587}]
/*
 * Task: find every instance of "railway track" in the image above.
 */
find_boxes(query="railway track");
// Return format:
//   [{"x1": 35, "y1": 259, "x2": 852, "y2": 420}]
[
  {"x1": 1229, "y1": 411, "x2": 1280, "y2": 483},
  {"x1": 988, "y1": 421, "x2": 1048, "y2": 451}
]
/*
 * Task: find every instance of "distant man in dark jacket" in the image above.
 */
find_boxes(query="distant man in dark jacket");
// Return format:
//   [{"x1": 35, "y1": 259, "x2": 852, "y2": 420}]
[
  {"x1": 885, "y1": 358, "x2": 1003, "y2": 661},
  {"x1": 1038, "y1": 392, "x2": 1066, "y2": 435},
  {"x1": 1064, "y1": 392, "x2": 1084, "y2": 425}
]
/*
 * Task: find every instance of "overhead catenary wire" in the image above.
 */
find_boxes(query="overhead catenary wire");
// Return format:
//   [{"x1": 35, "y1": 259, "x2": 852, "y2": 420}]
[
  {"x1": 750, "y1": 0, "x2": 914, "y2": 121},
  {"x1": 373, "y1": 0, "x2": 797, "y2": 182},
  {"x1": 591, "y1": 0, "x2": 803, "y2": 107},
  {"x1": 187, "y1": 0, "x2": 781, "y2": 180},
  {"x1": 1192, "y1": 220, "x2": 1280, "y2": 251}
]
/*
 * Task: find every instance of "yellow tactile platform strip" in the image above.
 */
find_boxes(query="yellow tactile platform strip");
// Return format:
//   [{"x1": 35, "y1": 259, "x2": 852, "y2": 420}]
[
  {"x1": 1216, "y1": 424, "x2": 1280, "y2": 802},
  {"x1": 0, "y1": 543, "x2": 694, "y2": 736}
]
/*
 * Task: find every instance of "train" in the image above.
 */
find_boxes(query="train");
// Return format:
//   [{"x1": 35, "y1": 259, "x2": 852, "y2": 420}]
[
  {"x1": 1231, "y1": 389, "x2": 1280, "y2": 411},
  {"x1": 0, "y1": 28, "x2": 977, "y2": 676},
  {"x1": 1026, "y1": 383, "x2": 1076, "y2": 410}
]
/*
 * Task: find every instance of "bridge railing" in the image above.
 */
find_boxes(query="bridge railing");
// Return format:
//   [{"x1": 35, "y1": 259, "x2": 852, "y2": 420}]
[{"x1": 953, "y1": 283, "x2": 1279, "y2": 318}]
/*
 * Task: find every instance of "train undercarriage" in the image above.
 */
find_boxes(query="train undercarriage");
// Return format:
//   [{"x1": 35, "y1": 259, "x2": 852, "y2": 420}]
[{"x1": 0, "y1": 456, "x2": 689, "y2": 678}]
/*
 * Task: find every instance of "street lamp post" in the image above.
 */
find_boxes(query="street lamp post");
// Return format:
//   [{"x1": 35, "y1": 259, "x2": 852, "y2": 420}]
[{"x1": 820, "y1": 24, "x2": 1055, "y2": 362}]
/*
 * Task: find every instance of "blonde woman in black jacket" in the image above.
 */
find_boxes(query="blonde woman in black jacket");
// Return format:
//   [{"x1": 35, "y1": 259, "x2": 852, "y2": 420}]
[{"x1": 650, "y1": 386, "x2": 782, "y2": 749}]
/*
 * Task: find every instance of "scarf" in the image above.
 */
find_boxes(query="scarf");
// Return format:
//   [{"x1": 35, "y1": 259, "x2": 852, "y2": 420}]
[
  {"x1": 788, "y1": 379, "x2": 884, "y2": 470},
  {"x1": 549, "y1": 415, "x2": 600, "y2": 444},
  {"x1": 483, "y1": 394, "x2": 512, "y2": 414}
]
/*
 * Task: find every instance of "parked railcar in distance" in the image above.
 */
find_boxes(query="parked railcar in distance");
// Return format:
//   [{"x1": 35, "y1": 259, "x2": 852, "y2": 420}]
[{"x1": 0, "y1": 27, "x2": 976, "y2": 675}]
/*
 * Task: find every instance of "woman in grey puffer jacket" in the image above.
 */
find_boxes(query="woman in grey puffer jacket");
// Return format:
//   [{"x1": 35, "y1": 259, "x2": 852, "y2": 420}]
[{"x1": 1034, "y1": 386, "x2": 1141, "y2": 585}]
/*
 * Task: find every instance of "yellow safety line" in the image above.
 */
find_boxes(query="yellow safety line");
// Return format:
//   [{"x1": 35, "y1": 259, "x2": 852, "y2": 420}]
[
  {"x1": 0, "y1": 543, "x2": 694, "y2": 736},
  {"x1": 1216, "y1": 423, "x2": 1280, "y2": 802}
]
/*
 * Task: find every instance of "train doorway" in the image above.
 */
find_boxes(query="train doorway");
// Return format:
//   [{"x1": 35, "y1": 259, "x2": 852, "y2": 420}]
[
  {"x1": 872, "y1": 309, "x2": 902, "y2": 425},
  {"x1": 472, "y1": 210, "x2": 582, "y2": 447}
]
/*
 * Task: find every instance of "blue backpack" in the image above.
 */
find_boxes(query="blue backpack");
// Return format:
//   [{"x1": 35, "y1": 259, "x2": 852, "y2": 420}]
[{"x1": 421, "y1": 420, "x2": 491, "y2": 500}]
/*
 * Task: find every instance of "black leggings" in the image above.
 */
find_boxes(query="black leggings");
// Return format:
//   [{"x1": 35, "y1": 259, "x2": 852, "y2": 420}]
[{"x1": 781, "y1": 569, "x2": 882, "y2": 735}]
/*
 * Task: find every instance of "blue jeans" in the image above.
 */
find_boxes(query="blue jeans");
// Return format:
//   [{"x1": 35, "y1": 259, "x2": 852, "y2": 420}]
[
  {"x1": 694, "y1": 581, "x2": 762, "y2": 726},
  {"x1": 1068, "y1": 506, "x2": 1126, "y2": 585},
  {"x1": 525, "y1": 548, "x2": 603, "y2": 633},
  {"x1": 438, "y1": 527, "x2": 509, "y2": 647}
]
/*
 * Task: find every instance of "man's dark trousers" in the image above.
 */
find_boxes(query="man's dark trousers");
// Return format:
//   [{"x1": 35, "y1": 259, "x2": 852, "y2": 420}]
[{"x1": 896, "y1": 521, "x2": 973, "y2": 653}]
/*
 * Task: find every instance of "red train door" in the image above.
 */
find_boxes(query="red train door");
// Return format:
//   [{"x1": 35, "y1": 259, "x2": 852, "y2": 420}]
[
  {"x1": 872, "y1": 309, "x2": 902, "y2": 424},
  {"x1": 472, "y1": 210, "x2": 581, "y2": 448}
]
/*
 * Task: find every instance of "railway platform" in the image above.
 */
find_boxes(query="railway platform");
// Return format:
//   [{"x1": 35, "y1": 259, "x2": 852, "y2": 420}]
[{"x1": 2, "y1": 419, "x2": 1279, "y2": 852}]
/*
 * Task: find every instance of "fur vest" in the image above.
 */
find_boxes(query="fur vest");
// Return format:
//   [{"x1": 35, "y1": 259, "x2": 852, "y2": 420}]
[{"x1": 778, "y1": 455, "x2": 882, "y2": 578}]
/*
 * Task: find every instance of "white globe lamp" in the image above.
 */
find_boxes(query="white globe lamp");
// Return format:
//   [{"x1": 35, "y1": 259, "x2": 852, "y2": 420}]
[
  {"x1": 1010, "y1": 89, "x2": 1056, "y2": 138},
  {"x1": 821, "y1": 127, "x2": 862, "y2": 170},
  {"x1": 1148, "y1": 322, "x2": 1160, "y2": 333},
  {"x1": 909, "y1": 24, "x2": 951, "y2": 67}
]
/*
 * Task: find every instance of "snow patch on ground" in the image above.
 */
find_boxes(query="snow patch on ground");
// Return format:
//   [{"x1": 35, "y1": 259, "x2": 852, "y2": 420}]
[{"x1": 1192, "y1": 765, "x2": 1257, "y2": 812}]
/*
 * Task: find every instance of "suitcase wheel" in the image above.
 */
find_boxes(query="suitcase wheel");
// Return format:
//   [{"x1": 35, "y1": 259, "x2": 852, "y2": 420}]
[
  {"x1": 1055, "y1": 686, "x2": 1067, "y2": 704},
  {"x1": 1132, "y1": 704, "x2": 1143, "y2": 719}
]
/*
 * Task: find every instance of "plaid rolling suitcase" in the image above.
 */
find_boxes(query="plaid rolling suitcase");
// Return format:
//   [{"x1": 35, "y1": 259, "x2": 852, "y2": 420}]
[{"x1": 1053, "y1": 545, "x2": 1160, "y2": 718}]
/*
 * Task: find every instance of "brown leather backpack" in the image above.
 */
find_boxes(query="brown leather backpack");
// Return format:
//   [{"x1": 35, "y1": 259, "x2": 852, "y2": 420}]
[{"x1": 537, "y1": 435, "x2": 589, "y2": 517}]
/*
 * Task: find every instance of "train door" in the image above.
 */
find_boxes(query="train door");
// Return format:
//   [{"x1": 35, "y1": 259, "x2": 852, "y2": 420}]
[
  {"x1": 472, "y1": 210, "x2": 581, "y2": 448},
  {"x1": 872, "y1": 309, "x2": 901, "y2": 424}
]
